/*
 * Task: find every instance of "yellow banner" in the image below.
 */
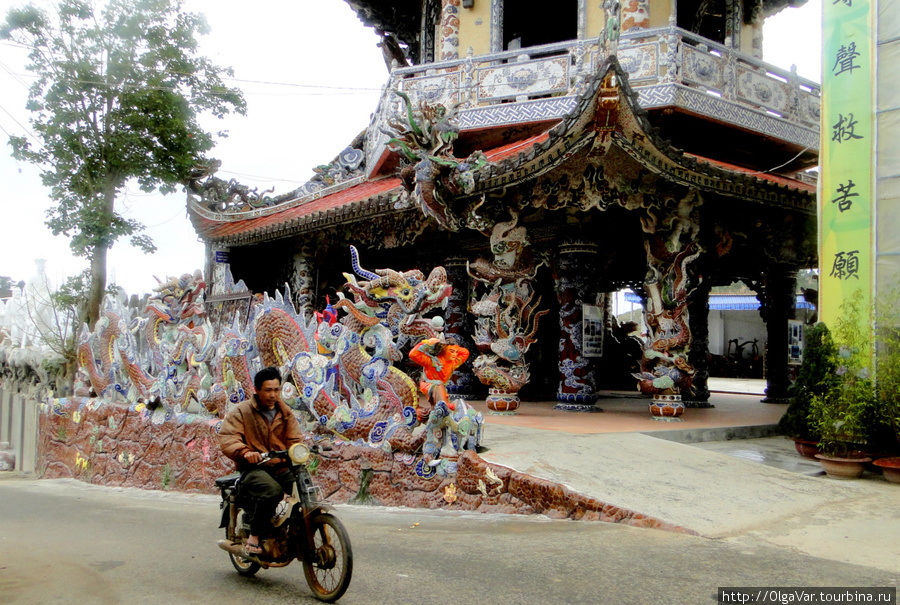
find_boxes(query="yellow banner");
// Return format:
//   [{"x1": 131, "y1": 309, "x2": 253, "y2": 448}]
[{"x1": 819, "y1": 0, "x2": 875, "y2": 329}]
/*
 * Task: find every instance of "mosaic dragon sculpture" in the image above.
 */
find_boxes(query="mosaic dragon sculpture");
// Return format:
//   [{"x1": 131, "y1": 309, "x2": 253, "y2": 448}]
[
  {"x1": 384, "y1": 91, "x2": 487, "y2": 231},
  {"x1": 468, "y1": 212, "x2": 548, "y2": 413},
  {"x1": 75, "y1": 271, "x2": 251, "y2": 418},
  {"x1": 632, "y1": 199, "x2": 702, "y2": 415},
  {"x1": 265, "y1": 247, "x2": 484, "y2": 463},
  {"x1": 74, "y1": 252, "x2": 484, "y2": 463}
]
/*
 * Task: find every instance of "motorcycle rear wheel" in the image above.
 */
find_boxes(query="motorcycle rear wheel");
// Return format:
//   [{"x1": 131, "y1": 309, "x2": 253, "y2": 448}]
[
  {"x1": 302, "y1": 512, "x2": 353, "y2": 602},
  {"x1": 229, "y1": 551, "x2": 261, "y2": 577}
]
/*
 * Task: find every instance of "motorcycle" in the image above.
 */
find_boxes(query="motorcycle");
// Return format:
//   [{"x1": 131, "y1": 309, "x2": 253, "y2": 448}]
[{"x1": 215, "y1": 443, "x2": 353, "y2": 602}]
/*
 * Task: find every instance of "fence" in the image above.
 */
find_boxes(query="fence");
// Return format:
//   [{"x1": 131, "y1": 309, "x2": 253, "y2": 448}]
[{"x1": 0, "y1": 386, "x2": 41, "y2": 473}]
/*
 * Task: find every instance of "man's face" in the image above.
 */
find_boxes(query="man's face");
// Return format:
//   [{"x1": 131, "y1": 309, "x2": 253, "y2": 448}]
[{"x1": 258, "y1": 378, "x2": 281, "y2": 409}]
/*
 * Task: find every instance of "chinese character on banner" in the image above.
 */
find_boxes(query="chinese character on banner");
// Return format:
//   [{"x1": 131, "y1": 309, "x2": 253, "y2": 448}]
[
  {"x1": 833, "y1": 42, "x2": 861, "y2": 76},
  {"x1": 832, "y1": 113, "x2": 864, "y2": 143},
  {"x1": 831, "y1": 180, "x2": 858, "y2": 212},
  {"x1": 832, "y1": 0, "x2": 851, "y2": 6},
  {"x1": 830, "y1": 250, "x2": 861, "y2": 280}
]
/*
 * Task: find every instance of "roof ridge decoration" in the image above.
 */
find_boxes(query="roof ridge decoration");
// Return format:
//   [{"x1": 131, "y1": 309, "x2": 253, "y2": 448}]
[{"x1": 187, "y1": 136, "x2": 367, "y2": 221}]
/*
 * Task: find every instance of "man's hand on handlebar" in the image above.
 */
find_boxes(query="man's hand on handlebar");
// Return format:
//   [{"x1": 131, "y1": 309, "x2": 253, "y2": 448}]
[{"x1": 243, "y1": 450, "x2": 264, "y2": 464}]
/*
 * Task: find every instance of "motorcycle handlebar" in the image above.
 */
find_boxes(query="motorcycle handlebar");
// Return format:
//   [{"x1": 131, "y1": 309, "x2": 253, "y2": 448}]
[{"x1": 259, "y1": 443, "x2": 331, "y2": 463}]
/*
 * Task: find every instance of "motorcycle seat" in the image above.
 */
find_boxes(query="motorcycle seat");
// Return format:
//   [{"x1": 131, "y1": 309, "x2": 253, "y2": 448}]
[{"x1": 215, "y1": 472, "x2": 241, "y2": 489}]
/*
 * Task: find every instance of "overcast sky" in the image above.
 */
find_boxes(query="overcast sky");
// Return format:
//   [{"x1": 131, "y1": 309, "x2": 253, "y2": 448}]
[{"x1": 0, "y1": 0, "x2": 821, "y2": 296}]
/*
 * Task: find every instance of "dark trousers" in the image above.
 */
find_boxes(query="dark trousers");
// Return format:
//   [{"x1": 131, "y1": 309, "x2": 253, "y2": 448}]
[{"x1": 240, "y1": 468, "x2": 294, "y2": 537}]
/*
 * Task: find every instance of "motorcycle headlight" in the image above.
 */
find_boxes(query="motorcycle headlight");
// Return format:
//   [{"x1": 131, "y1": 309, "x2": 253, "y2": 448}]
[{"x1": 289, "y1": 443, "x2": 310, "y2": 465}]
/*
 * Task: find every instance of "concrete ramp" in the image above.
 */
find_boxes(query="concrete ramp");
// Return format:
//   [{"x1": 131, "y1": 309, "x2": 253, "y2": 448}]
[{"x1": 479, "y1": 425, "x2": 884, "y2": 538}]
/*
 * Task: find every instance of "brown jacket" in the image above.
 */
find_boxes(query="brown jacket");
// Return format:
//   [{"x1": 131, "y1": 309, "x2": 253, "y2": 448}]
[{"x1": 218, "y1": 397, "x2": 304, "y2": 472}]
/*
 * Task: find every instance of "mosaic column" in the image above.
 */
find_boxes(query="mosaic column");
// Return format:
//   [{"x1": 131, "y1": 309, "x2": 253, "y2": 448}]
[
  {"x1": 683, "y1": 278, "x2": 712, "y2": 408},
  {"x1": 638, "y1": 202, "x2": 703, "y2": 421},
  {"x1": 758, "y1": 270, "x2": 797, "y2": 404},
  {"x1": 744, "y1": 0, "x2": 764, "y2": 59},
  {"x1": 290, "y1": 245, "x2": 316, "y2": 322},
  {"x1": 205, "y1": 242, "x2": 231, "y2": 296},
  {"x1": 621, "y1": 0, "x2": 650, "y2": 32},
  {"x1": 443, "y1": 257, "x2": 480, "y2": 400},
  {"x1": 469, "y1": 214, "x2": 545, "y2": 414},
  {"x1": 553, "y1": 243, "x2": 601, "y2": 412},
  {"x1": 440, "y1": 0, "x2": 461, "y2": 61}
]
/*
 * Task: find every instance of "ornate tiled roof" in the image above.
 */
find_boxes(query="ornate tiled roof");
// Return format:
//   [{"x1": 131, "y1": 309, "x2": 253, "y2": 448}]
[
  {"x1": 461, "y1": 56, "x2": 816, "y2": 213},
  {"x1": 189, "y1": 57, "x2": 814, "y2": 246},
  {"x1": 191, "y1": 177, "x2": 402, "y2": 244},
  {"x1": 189, "y1": 133, "x2": 553, "y2": 245}
]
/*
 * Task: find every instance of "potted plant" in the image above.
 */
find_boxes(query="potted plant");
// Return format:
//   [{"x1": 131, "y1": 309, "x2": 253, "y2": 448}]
[
  {"x1": 779, "y1": 322, "x2": 837, "y2": 458},
  {"x1": 807, "y1": 293, "x2": 876, "y2": 479},
  {"x1": 872, "y1": 292, "x2": 900, "y2": 483}
]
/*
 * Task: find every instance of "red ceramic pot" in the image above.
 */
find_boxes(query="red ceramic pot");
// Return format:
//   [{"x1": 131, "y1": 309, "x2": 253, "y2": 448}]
[
  {"x1": 815, "y1": 454, "x2": 872, "y2": 479},
  {"x1": 872, "y1": 457, "x2": 900, "y2": 484},
  {"x1": 792, "y1": 438, "x2": 821, "y2": 460}
]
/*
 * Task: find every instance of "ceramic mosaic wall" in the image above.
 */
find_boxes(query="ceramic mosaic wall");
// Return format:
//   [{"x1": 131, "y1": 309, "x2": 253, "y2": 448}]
[
  {"x1": 35, "y1": 396, "x2": 692, "y2": 532},
  {"x1": 476, "y1": 56, "x2": 569, "y2": 103}
]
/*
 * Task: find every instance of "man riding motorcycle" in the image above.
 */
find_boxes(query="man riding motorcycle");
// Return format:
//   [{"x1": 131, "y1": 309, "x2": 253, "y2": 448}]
[{"x1": 218, "y1": 366, "x2": 303, "y2": 556}]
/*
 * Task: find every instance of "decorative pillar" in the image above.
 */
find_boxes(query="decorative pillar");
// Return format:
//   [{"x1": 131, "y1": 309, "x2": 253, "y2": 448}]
[
  {"x1": 637, "y1": 196, "x2": 703, "y2": 421},
  {"x1": 469, "y1": 212, "x2": 546, "y2": 414},
  {"x1": 621, "y1": 0, "x2": 649, "y2": 32},
  {"x1": 440, "y1": 0, "x2": 461, "y2": 61},
  {"x1": 553, "y1": 242, "x2": 601, "y2": 412},
  {"x1": 443, "y1": 257, "x2": 480, "y2": 400},
  {"x1": 291, "y1": 245, "x2": 316, "y2": 321},
  {"x1": 744, "y1": 0, "x2": 764, "y2": 59},
  {"x1": 683, "y1": 278, "x2": 712, "y2": 408},
  {"x1": 756, "y1": 270, "x2": 797, "y2": 403}
]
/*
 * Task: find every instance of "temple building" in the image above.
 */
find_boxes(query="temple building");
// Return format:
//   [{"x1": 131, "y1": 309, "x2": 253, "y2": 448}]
[{"x1": 187, "y1": 0, "x2": 819, "y2": 417}]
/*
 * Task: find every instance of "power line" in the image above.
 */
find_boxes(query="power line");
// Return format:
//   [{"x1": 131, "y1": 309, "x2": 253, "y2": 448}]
[
  {"x1": 0, "y1": 43, "x2": 384, "y2": 94},
  {"x1": 0, "y1": 60, "x2": 31, "y2": 90},
  {"x1": 0, "y1": 102, "x2": 40, "y2": 144},
  {"x1": 217, "y1": 169, "x2": 310, "y2": 185}
]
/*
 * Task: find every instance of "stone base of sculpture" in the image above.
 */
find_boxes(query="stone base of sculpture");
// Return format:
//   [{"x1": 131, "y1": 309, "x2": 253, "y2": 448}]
[
  {"x1": 553, "y1": 402, "x2": 603, "y2": 412},
  {"x1": 682, "y1": 399, "x2": 715, "y2": 409},
  {"x1": 649, "y1": 393, "x2": 684, "y2": 421},
  {"x1": 486, "y1": 389, "x2": 520, "y2": 414},
  {"x1": 554, "y1": 393, "x2": 602, "y2": 413}
]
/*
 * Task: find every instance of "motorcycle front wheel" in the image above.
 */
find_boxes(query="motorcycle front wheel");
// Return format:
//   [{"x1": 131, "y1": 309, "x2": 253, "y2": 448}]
[
  {"x1": 302, "y1": 512, "x2": 353, "y2": 602},
  {"x1": 229, "y1": 550, "x2": 261, "y2": 577}
]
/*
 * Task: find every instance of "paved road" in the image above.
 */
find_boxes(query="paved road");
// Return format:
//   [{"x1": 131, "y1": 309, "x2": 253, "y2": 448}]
[{"x1": 0, "y1": 475, "x2": 896, "y2": 605}]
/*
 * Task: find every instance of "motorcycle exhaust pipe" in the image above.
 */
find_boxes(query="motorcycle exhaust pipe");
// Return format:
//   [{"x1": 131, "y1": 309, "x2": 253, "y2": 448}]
[
  {"x1": 217, "y1": 539, "x2": 249, "y2": 558},
  {"x1": 217, "y1": 540, "x2": 291, "y2": 569},
  {"x1": 217, "y1": 539, "x2": 269, "y2": 566}
]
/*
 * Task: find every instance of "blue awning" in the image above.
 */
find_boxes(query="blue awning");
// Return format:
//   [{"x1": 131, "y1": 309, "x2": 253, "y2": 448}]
[{"x1": 622, "y1": 292, "x2": 815, "y2": 311}]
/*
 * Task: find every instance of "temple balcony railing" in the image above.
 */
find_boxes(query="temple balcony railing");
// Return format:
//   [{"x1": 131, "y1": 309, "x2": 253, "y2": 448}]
[{"x1": 365, "y1": 27, "x2": 821, "y2": 177}]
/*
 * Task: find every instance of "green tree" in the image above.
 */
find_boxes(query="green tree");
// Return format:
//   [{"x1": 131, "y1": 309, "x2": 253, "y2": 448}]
[{"x1": 2, "y1": 0, "x2": 245, "y2": 327}]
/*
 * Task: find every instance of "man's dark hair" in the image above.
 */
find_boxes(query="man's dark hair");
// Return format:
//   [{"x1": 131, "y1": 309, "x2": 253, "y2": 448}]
[{"x1": 254, "y1": 366, "x2": 282, "y2": 392}]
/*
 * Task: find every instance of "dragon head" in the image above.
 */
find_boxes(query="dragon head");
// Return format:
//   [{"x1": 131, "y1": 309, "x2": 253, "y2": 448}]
[{"x1": 343, "y1": 247, "x2": 452, "y2": 340}]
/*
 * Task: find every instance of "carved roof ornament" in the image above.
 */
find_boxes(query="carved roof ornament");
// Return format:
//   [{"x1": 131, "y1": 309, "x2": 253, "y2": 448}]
[
  {"x1": 187, "y1": 137, "x2": 367, "y2": 217},
  {"x1": 383, "y1": 90, "x2": 487, "y2": 231}
]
